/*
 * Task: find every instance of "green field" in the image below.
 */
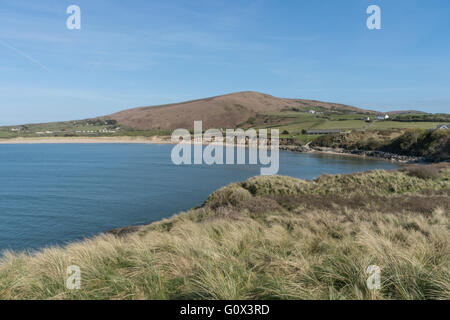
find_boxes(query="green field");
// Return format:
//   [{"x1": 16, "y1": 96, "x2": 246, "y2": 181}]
[
  {"x1": 0, "y1": 119, "x2": 171, "y2": 139},
  {"x1": 0, "y1": 110, "x2": 447, "y2": 142},
  {"x1": 371, "y1": 121, "x2": 444, "y2": 130},
  {"x1": 248, "y1": 111, "x2": 447, "y2": 143}
]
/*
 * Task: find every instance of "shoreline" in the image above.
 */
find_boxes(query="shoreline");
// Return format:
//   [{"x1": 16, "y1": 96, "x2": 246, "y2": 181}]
[
  {"x1": 0, "y1": 136, "x2": 175, "y2": 145},
  {"x1": 280, "y1": 145, "x2": 421, "y2": 163},
  {"x1": 0, "y1": 136, "x2": 420, "y2": 163},
  {"x1": 2, "y1": 163, "x2": 448, "y2": 300}
]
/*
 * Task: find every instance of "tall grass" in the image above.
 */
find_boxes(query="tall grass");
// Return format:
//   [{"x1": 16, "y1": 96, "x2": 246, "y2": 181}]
[{"x1": 0, "y1": 164, "x2": 449, "y2": 300}]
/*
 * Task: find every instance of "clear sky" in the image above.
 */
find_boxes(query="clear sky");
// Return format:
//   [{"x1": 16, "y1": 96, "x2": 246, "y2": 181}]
[{"x1": 0, "y1": 0, "x2": 449, "y2": 125}]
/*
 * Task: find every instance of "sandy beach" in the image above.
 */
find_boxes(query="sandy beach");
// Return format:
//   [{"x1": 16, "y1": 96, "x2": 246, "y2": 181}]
[
  {"x1": 0, "y1": 136, "x2": 174, "y2": 144},
  {"x1": 0, "y1": 136, "x2": 274, "y2": 148}
]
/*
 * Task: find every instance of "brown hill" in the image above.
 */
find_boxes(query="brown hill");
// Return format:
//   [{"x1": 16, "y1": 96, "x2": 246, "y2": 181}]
[{"x1": 109, "y1": 91, "x2": 377, "y2": 130}]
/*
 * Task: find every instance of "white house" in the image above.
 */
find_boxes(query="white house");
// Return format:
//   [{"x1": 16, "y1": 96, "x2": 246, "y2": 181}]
[
  {"x1": 308, "y1": 110, "x2": 316, "y2": 114},
  {"x1": 376, "y1": 114, "x2": 390, "y2": 121},
  {"x1": 437, "y1": 124, "x2": 449, "y2": 130}
]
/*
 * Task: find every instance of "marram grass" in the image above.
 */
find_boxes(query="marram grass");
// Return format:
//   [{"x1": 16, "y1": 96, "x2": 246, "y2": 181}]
[{"x1": 0, "y1": 163, "x2": 449, "y2": 300}]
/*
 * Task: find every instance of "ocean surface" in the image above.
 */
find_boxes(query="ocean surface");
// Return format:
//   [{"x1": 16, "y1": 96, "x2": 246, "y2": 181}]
[{"x1": 0, "y1": 144, "x2": 398, "y2": 252}]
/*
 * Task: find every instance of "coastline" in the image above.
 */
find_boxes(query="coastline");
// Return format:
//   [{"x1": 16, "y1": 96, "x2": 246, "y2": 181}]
[
  {"x1": 2, "y1": 164, "x2": 448, "y2": 300},
  {"x1": 0, "y1": 136, "x2": 174, "y2": 145},
  {"x1": 0, "y1": 136, "x2": 420, "y2": 163},
  {"x1": 281, "y1": 145, "x2": 421, "y2": 163}
]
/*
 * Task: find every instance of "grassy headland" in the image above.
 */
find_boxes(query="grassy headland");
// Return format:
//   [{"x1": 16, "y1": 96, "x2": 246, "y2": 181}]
[
  {"x1": 1, "y1": 163, "x2": 449, "y2": 300},
  {"x1": 311, "y1": 129, "x2": 450, "y2": 162}
]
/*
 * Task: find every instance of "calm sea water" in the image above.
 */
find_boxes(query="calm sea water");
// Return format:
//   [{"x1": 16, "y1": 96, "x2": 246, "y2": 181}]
[{"x1": 0, "y1": 144, "x2": 398, "y2": 252}]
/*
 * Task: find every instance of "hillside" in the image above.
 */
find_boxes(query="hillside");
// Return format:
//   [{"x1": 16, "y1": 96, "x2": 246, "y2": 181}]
[
  {"x1": 109, "y1": 91, "x2": 377, "y2": 130},
  {"x1": 2, "y1": 92, "x2": 447, "y2": 141},
  {"x1": 311, "y1": 129, "x2": 450, "y2": 162},
  {"x1": 1, "y1": 92, "x2": 448, "y2": 158},
  {"x1": 1, "y1": 164, "x2": 449, "y2": 300}
]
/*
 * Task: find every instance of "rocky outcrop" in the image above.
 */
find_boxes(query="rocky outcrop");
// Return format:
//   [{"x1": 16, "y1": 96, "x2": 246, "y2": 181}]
[
  {"x1": 279, "y1": 145, "x2": 311, "y2": 153},
  {"x1": 280, "y1": 144, "x2": 423, "y2": 163},
  {"x1": 311, "y1": 146, "x2": 423, "y2": 163}
]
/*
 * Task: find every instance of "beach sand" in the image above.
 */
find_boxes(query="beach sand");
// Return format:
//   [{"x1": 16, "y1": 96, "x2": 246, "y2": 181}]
[{"x1": 0, "y1": 136, "x2": 174, "y2": 144}]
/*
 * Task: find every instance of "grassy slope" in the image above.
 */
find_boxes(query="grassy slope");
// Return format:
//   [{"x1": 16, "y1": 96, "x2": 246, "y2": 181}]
[
  {"x1": 0, "y1": 120, "x2": 172, "y2": 139},
  {"x1": 0, "y1": 164, "x2": 449, "y2": 300},
  {"x1": 245, "y1": 111, "x2": 449, "y2": 145},
  {"x1": 1, "y1": 106, "x2": 447, "y2": 141},
  {"x1": 251, "y1": 111, "x2": 446, "y2": 132}
]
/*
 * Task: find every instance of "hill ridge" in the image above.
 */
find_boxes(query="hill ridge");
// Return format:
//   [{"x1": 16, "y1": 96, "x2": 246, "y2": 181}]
[{"x1": 109, "y1": 91, "x2": 377, "y2": 130}]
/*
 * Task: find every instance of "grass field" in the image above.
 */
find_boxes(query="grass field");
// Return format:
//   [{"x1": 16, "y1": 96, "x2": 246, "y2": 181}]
[
  {"x1": 248, "y1": 111, "x2": 447, "y2": 140},
  {"x1": 0, "y1": 120, "x2": 172, "y2": 139},
  {"x1": 371, "y1": 121, "x2": 444, "y2": 130},
  {"x1": 1, "y1": 164, "x2": 449, "y2": 300},
  {"x1": 0, "y1": 109, "x2": 447, "y2": 142},
  {"x1": 314, "y1": 120, "x2": 367, "y2": 129}
]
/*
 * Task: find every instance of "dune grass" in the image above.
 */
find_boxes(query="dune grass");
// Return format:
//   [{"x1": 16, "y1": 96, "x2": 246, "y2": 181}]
[{"x1": 0, "y1": 164, "x2": 449, "y2": 300}]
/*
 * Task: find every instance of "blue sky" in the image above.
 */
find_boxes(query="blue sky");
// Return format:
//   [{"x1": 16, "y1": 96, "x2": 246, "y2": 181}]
[{"x1": 0, "y1": 0, "x2": 449, "y2": 125}]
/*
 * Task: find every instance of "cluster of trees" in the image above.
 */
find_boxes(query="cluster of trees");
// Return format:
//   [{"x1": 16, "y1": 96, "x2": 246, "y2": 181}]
[
  {"x1": 84, "y1": 119, "x2": 118, "y2": 126},
  {"x1": 383, "y1": 129, "x2": 449, "y2": 161},
  {"x1": 391, "y1": 114, "x2": 450, "y2": 122}
]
